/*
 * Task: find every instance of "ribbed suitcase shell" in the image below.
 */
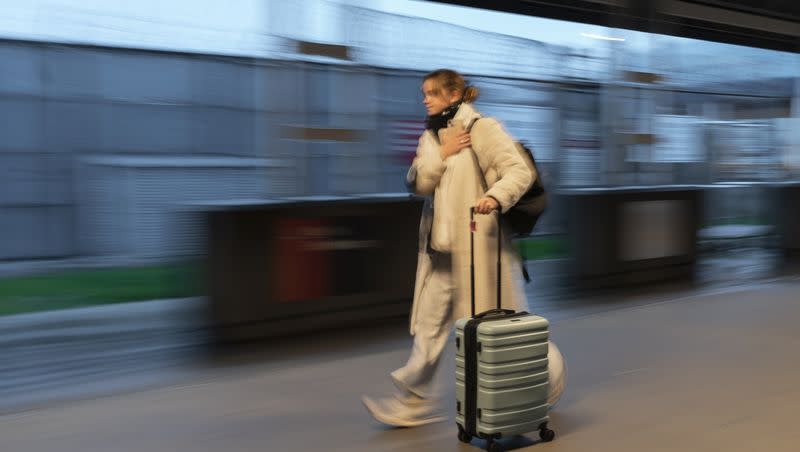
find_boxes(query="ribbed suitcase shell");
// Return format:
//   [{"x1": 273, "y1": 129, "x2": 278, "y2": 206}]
[{"x1": 455, "y1": 314, "x2": 550, "y2": 437}]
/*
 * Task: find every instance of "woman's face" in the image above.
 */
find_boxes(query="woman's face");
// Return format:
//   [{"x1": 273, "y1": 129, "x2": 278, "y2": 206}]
[{"x1": 421, "y1": 78, "x2": 461, "y2": 116}]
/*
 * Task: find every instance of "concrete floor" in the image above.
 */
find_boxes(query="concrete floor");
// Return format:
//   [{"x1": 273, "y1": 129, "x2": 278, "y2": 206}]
[{"x1": 2, "y1": 276, "x2": 799, "y2": 452}]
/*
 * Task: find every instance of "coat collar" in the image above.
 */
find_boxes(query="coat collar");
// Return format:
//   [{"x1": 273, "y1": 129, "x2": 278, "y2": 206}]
[
  {"x1": 452, "y1": 102, "x2": 482, "y2": 130},
  {"x1": 424, "y1": 103, "x2": 482, "y2": 143}
]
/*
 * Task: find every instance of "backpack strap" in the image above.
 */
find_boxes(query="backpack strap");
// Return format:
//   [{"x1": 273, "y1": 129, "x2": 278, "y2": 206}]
[
  {"x1": 465, "y1": 117, "x2": 488, "y2": 192},
  {"x1": 466, "y1": 117, "x2": 481, "y2": 133}
]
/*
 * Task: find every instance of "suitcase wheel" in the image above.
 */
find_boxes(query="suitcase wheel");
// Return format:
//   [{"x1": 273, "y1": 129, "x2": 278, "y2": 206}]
[
  {"x1": 457, "y1": 425, "x2": 471, "y2": 443},
  {"x1": 487, "y1": 440, "x2": 504, "y2": 452},
  {"x1": 539, "y1": 428, "x2": 556, "y2": 442}
]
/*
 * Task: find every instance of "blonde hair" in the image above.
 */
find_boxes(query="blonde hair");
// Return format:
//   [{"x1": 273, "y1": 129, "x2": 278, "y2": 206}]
[{"x1": 424, "y1": 69, "x2": 480, "y2": 103}]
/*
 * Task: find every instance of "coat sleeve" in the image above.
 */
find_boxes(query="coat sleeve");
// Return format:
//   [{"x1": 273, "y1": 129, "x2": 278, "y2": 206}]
[
  {"x1": 407, "y1": 134, "x2": 446, "y2": 196},
  {"x1": 471, "y1": 118, "x2": 533, "y2": 213}
]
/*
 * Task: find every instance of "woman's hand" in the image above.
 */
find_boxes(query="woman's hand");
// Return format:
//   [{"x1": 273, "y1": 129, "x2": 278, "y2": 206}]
[
  {"x1": 439, "y1": 126, "x2": 471, "y2": 160},
  {"x1": 474, "y1": 197, "x2": 499, "y2": 215}
]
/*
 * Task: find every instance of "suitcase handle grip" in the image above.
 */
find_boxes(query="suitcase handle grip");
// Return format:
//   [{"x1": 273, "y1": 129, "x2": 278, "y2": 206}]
[{"x1": 474, "y1": 308, "x2": 516, "y2": 319}]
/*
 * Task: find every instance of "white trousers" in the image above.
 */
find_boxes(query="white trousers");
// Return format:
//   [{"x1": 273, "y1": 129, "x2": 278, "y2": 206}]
[{"x1": 391, "y1": 251, "x2": 454, "y2": 399}]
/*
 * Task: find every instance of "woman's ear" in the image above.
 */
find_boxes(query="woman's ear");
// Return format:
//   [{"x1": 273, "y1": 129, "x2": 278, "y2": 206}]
[{"x1": 449, "y1": 90, "x2": 462, "y2": 104}]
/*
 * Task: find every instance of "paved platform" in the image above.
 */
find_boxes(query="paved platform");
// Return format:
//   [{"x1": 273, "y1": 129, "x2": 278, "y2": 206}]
[{"x1": 1, "y1": 276, "x2": 798, "y2": 452}]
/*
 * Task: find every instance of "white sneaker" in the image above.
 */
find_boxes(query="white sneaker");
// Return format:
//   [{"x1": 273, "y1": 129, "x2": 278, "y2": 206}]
[{"x1": 362, "y1": 394, "x2": 447, "y2": 428}]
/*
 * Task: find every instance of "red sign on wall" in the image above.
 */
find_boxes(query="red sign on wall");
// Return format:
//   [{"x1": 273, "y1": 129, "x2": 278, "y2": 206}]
[{"x1": 271, "y1": 218, "x2": 333, "y2": 303}]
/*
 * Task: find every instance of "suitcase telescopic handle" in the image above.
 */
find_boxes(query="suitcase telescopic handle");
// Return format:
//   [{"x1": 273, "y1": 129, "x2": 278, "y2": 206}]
[{"x1": 469, "y1": 207, "x2": 503, "y2": 318}]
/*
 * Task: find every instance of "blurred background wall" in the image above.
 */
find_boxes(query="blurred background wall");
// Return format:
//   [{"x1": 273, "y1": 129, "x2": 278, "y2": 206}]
[{"x1": 0, "y1": 0, "x2": 798, "y2": 262}]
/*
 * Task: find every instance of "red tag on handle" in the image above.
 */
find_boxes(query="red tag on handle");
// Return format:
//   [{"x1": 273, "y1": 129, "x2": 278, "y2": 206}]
[{"x1": 470, "y1": 220, "x2": 476, "y2": 232}]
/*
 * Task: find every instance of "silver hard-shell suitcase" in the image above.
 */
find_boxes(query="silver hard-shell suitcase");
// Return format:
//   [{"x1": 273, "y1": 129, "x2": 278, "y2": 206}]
[{"x1": 455, "y1": 208, "x2": 555, "y2": 452}]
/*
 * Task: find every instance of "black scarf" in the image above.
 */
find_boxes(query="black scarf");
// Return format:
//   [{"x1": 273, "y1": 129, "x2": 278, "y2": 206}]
[{"x1": 425, "y1": 101, "x2": 462, "y2": 139}]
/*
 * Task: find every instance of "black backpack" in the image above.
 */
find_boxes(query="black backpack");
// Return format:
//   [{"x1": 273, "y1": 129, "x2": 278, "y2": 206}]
[{"x1": 467, "y1": 118, "x2": 547, "y2": 237}]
